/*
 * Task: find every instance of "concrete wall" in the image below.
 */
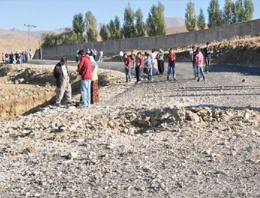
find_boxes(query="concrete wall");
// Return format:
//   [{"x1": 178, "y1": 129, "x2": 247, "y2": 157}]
[{"x1": 42, "y1": 19, "x2": 260, "y2": 60}]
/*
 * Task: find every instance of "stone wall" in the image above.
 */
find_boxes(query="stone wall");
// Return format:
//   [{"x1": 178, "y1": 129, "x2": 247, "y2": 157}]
[{"x1": 42, "y1": 19, "x2": 260, "y2": 60}]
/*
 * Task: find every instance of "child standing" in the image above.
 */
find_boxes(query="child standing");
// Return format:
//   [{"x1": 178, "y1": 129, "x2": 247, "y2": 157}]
[
  {"x1": 145, "y1": 52, "x2": 153, "y2": 81},
  {"x1": 123, "y1": 53, "x2": 131, "y2": 82},
  {"x1": 167, "y1": 48, "x2": 176, "y2": 81},
  {"x1": 135, "y1": 52, "x2": 144, "y2": 83},
  {"x1": 196, "y1": 47, "x2": 206, "y2": 81}
]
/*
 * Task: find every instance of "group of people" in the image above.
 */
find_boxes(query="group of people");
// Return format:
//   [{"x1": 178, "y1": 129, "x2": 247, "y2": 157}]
[
  {"x1": 1, "y1": 50, "x2": 32, "y2": 64},
  {"x1": 123, "y1": 48, "x2": 177, "y2": 83},
  {"x1": 76, "y1": 49, "x2": 103, "y2": 63},
  {"x1": 54, "y1": 49, "x2": 99, "y2": 108},
  {"x1": 123, "y1": 42, "x2": 213, "y2": 83}
]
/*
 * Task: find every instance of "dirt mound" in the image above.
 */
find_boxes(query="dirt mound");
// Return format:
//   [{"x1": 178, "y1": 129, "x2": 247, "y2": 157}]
[{"x1": 175, "y1": 36, "x2": 260, "y2": 66}]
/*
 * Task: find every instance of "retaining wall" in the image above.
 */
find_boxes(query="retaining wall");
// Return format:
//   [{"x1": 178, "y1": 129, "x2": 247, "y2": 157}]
[{"x1": 42, "y1": 19, "x2": 260, "y2": 60}]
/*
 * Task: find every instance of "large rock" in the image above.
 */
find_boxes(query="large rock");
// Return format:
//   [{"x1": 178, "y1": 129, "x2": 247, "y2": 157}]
[{"x1": 186, "y1": 111, "x2": 200, "y2": 123}]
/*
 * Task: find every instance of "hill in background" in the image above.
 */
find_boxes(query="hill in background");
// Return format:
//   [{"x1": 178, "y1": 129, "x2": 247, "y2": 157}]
[{"x1": 0, "y1": 17, "x2": 187, "y2": 53}]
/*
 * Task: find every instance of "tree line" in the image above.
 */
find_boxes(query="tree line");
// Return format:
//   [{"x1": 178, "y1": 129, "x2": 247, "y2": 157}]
[
  {"x1": 42, "y1": 0, "x2": 255, "y2": 47},
  {"x1": 42, "y1": 3, "x2": 166, "y2": 47},
  {"x1": 185, "y1": 0, "x2": 254, "y2": 31}
]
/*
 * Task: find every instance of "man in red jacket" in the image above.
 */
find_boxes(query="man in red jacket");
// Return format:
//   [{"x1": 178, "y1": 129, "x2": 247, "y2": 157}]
[
  {"x1": 77, "y1": 50, "x2": 93, "y2": 108},
  {"x1": 167, "y1": 48, "x2": 176, "y2": 81}
]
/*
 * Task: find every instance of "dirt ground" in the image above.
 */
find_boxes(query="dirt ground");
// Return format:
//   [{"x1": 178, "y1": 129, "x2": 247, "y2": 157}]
[
  {"x1": 0, "y1": 63, "x2": 126, "y2": 121},
  {"x1": 0, "y1": 61, "x2": 260, "y2": 197}
]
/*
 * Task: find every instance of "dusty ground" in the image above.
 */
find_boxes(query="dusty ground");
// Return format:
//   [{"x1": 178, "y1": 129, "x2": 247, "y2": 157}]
[{"x1": 0, "y1": 62, "x2": 260, "y2": 197}]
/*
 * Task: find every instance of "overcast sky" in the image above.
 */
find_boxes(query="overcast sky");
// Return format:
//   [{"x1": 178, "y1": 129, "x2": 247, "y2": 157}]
[{"x1": 1, "y1": 0, "x2": 259, "y2": 31}]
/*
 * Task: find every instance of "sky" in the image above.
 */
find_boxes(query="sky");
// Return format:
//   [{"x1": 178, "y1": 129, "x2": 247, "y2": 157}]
[{"x1": 0, "y1": 0, "x2": 260, "y2": 31}]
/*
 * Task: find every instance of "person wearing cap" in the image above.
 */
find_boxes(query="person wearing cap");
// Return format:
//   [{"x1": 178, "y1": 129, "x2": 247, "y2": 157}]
[{"x1": 53, "y1": 57, "x2": 72, "y2": 106}]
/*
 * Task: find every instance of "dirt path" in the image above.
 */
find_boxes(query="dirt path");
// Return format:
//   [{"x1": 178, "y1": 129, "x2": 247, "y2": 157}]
[{"x1": 0, "y1": 62, "x2": 260, "y2": 197}]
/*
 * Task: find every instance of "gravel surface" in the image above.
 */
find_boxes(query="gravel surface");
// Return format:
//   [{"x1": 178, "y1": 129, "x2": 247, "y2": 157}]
[{"x1": 0, "y1": 62, "x2": 260, "y2": 198}]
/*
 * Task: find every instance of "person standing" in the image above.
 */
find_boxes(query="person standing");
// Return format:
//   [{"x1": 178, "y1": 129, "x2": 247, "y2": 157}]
[
  {"x1": 204, "y1": 42, "x2": 213, "y2": 73},
  {"x1": 191, "y1": 46, "x2": 197, "y2": 78},
  {"x1": 53, "y1": 57, "x2": 72, "y2": 106},
  {"x1": 145, "y1": 52, "x2": 153, "y2": 82},
  {"x1": 90, "y1": 56, "x2": 99, "y2": 104},
  {"x1": 119, "y1": 51, "x2": 124, "y2": 62},
  {"x1": 77, "y1": 50, "x2": 93, "y2": 108},
  {"x1": 98, "y1": 49, "x2": 104, "y2": 62},
  {"x1": 196, "y1": 47, "x2": 206, "y2": 81},
  {"x1": 167, "y1": 48, "x2": 176, "y2": 81},
  {"x1": 123, "y1": 53, "x2": 131, "y2": 82},
  {"x1": 135, "y1": 52, "x2": 143, "y2": 83},
  {"x1": 157, "y1": 49, "x2": 165, "y2": 75},
  {"x1": 151, "y1": 49, "x2": 159, "y2": 75},
  {"x1": 130, "y1": 50, "x2": 135, "y2": 75},
  {"x1": 1, "y1": 53, "x2": 5, "y2": 63}
]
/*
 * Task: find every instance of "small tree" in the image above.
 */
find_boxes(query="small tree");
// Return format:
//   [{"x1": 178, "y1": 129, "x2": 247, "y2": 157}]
[
  {"x1": 185, "y1": 1, "x2": 197, "y2": 31},
  {"x1": 235, "y1": 0, "x2": 244, "y2": 22},
  {"x1": 122, "y1": 5, "x2": 136, "y2": 38},
  {"x1": 223, "y1": 0, "x2": 233, "y2": 25},
  {"x1": 208, "y1": 0, "x2": 223, "y2": 28},
  {"x1": 99, "y1": 25, "x2": 109, "y2": 41},
  {"x1": 243, "y1": 0, "x2": 254, "y2": 21},
  {"x1": 231, "y1": 2, "x2": 237, "y2": 23},
  {"x1": 114, "y1": 16, "x2": 123, "y2": 39},
  {"x1": 107, "y1": 20, "x2": 116, "y2": 40},
  {"x1": 72, "y1": 13, "x2": 85, "y2": 42},
  {"x1": 85, "y1": 11, "x2": 98, "y2": 42},
  {"x1": 146, "y1": 3, "x2": 166, "y2": 36},
  {"x1": 197, "y1": 8, "x2": 206, "y2": 30},
  {"x1": 135, "y1": 8, "x2": 146, "y2": 37}
]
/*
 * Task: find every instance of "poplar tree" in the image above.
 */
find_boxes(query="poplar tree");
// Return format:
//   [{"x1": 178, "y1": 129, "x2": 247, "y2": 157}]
[
  {"x1": 135, "y1": 8, "x2": 146, "y2": 37},
  {"x1": 146, "y1": 3, "x2": 166, "y2": 36},
  {"x1": 72, "y1": 13, "x2": 85, "y2": 42},
  {"x1": 185, "y1": 1, "x2": 197, "y2": 31},
  {"x1": 197, "y1": 8, "x2": 206, "y2": 30},
  {"x1": 122, "y1": 5, "x2": 136, "y2": 38},
  {"x1": 99, "y1": 25, "x2": 109, "y2": 41},
  {"x1": 208, "y1": 0, "x2": 223, "y2": 28},
  {"x1": 85, "y1": 11, "x2": 98, "y2": 42}
]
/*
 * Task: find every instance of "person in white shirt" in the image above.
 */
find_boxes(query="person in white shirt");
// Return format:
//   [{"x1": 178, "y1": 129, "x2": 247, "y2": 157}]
[
  {"x1": 98, "y1": 50, "x2": 104, "y2": 62},
  {"x1": 119, "y1": 51, "x2": 124, "y2": 62}
]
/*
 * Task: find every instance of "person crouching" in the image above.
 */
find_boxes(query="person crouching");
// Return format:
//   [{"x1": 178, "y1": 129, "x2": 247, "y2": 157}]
[{"x1": 53, "y1": 57, "x2": 72, "y2": 106}]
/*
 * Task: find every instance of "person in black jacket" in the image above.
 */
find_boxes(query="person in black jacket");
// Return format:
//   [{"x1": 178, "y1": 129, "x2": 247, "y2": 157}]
[{"x1": 53, "y1": 57, "x2": 72, "y2": 106}]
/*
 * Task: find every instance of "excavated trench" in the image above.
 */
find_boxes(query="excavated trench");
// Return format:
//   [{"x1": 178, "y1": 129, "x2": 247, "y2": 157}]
[{"x1": 0, "y1": 64, "x2": 120, "y2": 121}]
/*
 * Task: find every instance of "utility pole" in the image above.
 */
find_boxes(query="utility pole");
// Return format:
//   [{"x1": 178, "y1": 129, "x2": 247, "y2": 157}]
[{"x1": 24, "y1": 24, "x2": 36, "y2": 54}]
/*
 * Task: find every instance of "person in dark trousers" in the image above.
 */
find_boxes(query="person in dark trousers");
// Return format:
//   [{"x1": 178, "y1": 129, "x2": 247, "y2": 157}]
[
  {"x1": 204, "y1": 42, "x2": 213, "y2": 73},
  {"x1": 135, "y1": 52, "x2": 143, "y2": 83},
  {"x1": 123, "y1": 53, "x2": 131, "y2": 82},
  {"x1": 130, "y1": 50, "x2": 135, "y2": 75},
  {"x1": 157, "y1": 49, "x2": 165, "y2": 74},
  {"x1": 53, "y1": 57, "x2": 72, "y2": 106},
  {"x1": 191, "y1": 46, "x2": 197, "y2": 78},
  {"x1": 167, "y1": 48, "x2": 176, "y2": 81}
]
